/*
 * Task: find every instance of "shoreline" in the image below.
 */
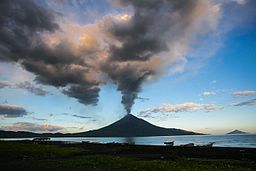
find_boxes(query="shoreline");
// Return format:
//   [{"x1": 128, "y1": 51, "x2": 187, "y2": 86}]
[
  {"x1": 1, "y1": 133, "x2": 255, "y2": 149},
  {"x1": 6, "y1": 140, "x2": 256, "y2": 161}
]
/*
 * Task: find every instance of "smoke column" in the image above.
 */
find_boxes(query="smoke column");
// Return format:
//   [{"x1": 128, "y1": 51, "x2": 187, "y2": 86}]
[{"x1": 0, "y1": 0, "x2": 223, "y2": 115}]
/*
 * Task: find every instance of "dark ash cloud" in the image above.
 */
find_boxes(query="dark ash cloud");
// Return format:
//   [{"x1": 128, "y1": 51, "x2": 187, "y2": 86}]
[
  {"x1": 0, "y1": 0, "x2": 220, "y2": 114},
  {"x1": 0, "y1": 0, "x2": 59, "y2": 62},
  {"x1": 63, "y1": 84, "x2": 100, "y2": 106},
  {"x1": 102, "y1": 63, "x2": 153, "y2": 114},
  {"x1": 108, "y1": 0, "x2": 197, "y2": 62},
  {"x1": 0, "y1": 104, "x2": 27, "y2": 118},
  {"x1": 102, "y1": 0, "x2": 210, "y2": 114},
  {"x1": 233, "y1": 99, "x2": 256, "y2": 106},
  {"x1": 0, "y1": 0, "x2": 100, "y2": 105}
]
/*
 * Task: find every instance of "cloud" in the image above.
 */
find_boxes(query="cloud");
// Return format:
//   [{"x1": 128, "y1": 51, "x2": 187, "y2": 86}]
[
  {"x1": 1, "y1": 122, "x2": 63, "y2": 132},
  {"x1": 100, "y1": 0, "x2": 222, "y2": 114},
  {"x1": 0, "y1": 80, "x2": 50, "y2": 96},
  {"x1": 16, "y1": 81, "x2": 50, "y2": 96},
  {"x1": 0, "y1": 0, "x2": 59, "y2": 62},
  {"x1": 232, "y1": 90, "x2": 256, "y2": 97},
  {"x1": 233, "y1": 99, "x2": 256, "y2": 106},
  {"x1": 0, "y1": 80, "x2": 12, "y2": 88},
  {"x1": 63, "y1": 84, "x2": 100, "y2": 105},
  {"x1": 232, "y1": 0, "x2": 247, "y2": 5},
  {"x1": 0, "y1": 0, "x2": 101, "y2": 105},
  {"x1": 0, "y1": 104, "x2": 27, "y2": 118},
  {"x1": 137, "y1": 97, "x2": 150, "y2": 102},
  {"x1": 32, "y1": 117, "x2": 47, "y2": 121},
  {"x1": 0, "y1": 0, "x2": 226, "y2": 113},
  {"x1": 0, "y1": 62, "x2": 35, "y2": 84},
  {"x1": 72, "y1": 114, "x2": 92, "y2": 119},
  {"x1": 200, "y1": 91, "x2": 216, "y2": 96},
  {"x1": 139, "y1": 102, "x2": 223, "y2": 118}
]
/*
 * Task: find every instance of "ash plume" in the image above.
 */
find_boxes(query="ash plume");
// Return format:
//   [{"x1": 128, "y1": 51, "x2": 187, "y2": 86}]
[
  {"x1": 102, "y1": 63, "x2": 153, "y2": 114},
  {"x1": 102, "y1": 0, "x2": 211, "y2": 114},
  {"x1": 0, "y1": 0, "x2": 221, "y2": 114}
]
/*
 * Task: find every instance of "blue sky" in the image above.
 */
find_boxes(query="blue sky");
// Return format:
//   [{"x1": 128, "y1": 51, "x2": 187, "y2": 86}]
[{"x1": 0, "y1": 0, "x2": 255, "y2": 134}]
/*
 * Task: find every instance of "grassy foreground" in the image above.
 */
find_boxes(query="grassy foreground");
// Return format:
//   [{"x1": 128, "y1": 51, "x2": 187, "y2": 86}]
[{"x1": 0, "y1": 141, "x2": 255, "y2": 171}]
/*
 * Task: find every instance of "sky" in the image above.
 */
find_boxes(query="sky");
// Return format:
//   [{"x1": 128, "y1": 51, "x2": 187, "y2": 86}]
[{"x1": 0, "y1": 0, "x2": 255, "y2": 134}]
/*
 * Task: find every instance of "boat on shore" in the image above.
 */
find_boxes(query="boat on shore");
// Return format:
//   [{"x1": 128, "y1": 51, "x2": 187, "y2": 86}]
[{"x1": 164, "y1": 141, "x2": 174, "y2": 146}]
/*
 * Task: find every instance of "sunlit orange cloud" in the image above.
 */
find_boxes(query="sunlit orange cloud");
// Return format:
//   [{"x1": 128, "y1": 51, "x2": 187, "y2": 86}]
[
  {"x1": 115, "y1": 14, "x2": 131, "y2": 21},
  {"x1": 79, "y1": 34, "x2": 100, "y2": 51},
  {"x1": 42, "y1": 18, "x2": 103, "y2": 55}
]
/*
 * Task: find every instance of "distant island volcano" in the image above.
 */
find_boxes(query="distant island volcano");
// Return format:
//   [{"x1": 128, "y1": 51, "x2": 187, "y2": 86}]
[
  {"x1": 0, "y1": 114, "x2": 201, "y2": 138},
  {"x1": 227, "y1": 130, "x2": 248, "y2": 135}
]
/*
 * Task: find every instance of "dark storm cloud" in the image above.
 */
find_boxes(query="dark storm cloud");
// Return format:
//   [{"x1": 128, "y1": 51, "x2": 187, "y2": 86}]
[
  {"x1": 0, "y1": 0, "x2": 100, "y2": 105},
  {"x1": 16, "y1": 81, "x2": 50, "y2": 96},
  {"x1": 0, "y1": 104, "x2": 27, "y2": 118}
]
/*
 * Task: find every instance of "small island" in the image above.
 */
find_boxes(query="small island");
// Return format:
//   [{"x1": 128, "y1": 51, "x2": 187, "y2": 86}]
[{"x1": 227, "y1": 130, "x2": 248, "y2": 135}]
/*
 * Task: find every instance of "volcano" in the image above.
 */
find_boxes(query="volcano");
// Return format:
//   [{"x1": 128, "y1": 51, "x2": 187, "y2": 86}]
[
  {"x1": 0, "y1": 114, "x2": 202, "y2": 138},
  {"x1": 73, "y1": 114, "x2": 201, "y2": 137}
]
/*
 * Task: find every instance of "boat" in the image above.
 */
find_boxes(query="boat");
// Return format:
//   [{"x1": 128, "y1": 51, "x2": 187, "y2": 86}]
[
  {"x1": 32, "y1": 137, "x2": 50, "y2": 141},
  {"x1": 164, "y1": 141, "x2": 174, "y2": 146},
  {"x1": 197, "y1": 142, "x2": 215, "y2": 147},
  {"x1": 180, "y1": 143, "x2": 194, "y2": 147}
]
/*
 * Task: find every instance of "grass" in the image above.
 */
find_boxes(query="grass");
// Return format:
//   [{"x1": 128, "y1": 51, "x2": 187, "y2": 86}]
[
  {"x1": 0, "y1": 141, "x2": 255, "y2": 171},
  {"x1": 0, "y1": 141, "x2": 80, "y2": 159}
]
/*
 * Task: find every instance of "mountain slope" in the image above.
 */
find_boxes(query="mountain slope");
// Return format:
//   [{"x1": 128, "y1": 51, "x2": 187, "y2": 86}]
[{"x1": 73, "y1": 114, "x2": 201, "y2": 137}]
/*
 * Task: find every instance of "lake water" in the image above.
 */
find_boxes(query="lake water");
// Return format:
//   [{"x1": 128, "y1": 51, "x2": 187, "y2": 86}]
[{"x1": 1, "y1": 134, "x2": 256, "y2": 148}]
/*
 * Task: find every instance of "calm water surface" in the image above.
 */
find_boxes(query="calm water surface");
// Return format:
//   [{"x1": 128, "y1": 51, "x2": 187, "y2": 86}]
[{"x1": 1, "y1": 134, "x2": 256, "y2": 148}]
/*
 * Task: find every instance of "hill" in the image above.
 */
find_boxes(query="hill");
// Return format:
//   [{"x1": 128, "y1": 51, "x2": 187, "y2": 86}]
[
  {"x1": 0, "y1": 130, "x2": 64, "y2": 138},
  {"x1": 227, "y1": 130, "x2": 247, "y2": 135}
]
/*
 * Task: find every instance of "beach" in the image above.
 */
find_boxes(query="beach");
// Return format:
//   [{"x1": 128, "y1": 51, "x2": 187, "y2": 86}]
[{"x1": 0, "y1": 140, "x2": 255, "y2": 171}]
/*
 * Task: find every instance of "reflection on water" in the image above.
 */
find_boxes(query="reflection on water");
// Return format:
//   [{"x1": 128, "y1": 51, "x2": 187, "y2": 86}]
[
  {"x1": 1, "y1": 134, "x2": 256, "y2": 148},
  {"x1": 125, "y1": 137, "x2": 135, "y2": 144}
]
